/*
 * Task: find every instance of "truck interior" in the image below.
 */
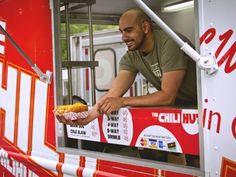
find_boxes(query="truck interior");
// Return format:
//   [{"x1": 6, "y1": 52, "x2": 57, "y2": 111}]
[{"x1": 54, "y1": 0, "x2": 200, "y2": 174}]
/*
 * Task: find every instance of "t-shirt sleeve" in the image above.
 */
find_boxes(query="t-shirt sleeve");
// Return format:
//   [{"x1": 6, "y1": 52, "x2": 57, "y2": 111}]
[
  {"x1": 119, "y1": 52, "x2": 138, "y2": 74},
  {"x1": 160, "y1": 37, "x2": 188, "y2": 73}
]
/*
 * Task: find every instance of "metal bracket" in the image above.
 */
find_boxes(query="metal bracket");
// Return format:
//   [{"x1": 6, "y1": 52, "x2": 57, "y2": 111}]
[
  {"x1": 197, "y1": 56, "x2": 218, "y2": 75},
  {"x1": 181, "y1": 42, "x2": 218, "y2": 74},
  {"x1": 32, "y1": 65, "x2": 52, "y2": 84}
]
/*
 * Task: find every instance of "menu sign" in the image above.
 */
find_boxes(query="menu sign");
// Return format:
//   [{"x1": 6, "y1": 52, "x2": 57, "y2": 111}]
[
  {"x1": 66, "y1": 107, "x2": 199, "y2": 155},
  {"x1": 102, "y1": 108, "x2": 133, "y2": 145}
]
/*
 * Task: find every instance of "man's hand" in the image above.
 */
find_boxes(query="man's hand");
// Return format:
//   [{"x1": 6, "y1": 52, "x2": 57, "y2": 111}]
[
  {"x1": 97, "y1": 97, "x2": 125, "y2": 115},
  {"x1": 55, "y1": 104, "x2": 101, "y2": 126},
  {"x1": 70, "y1": 113, "x2": 96, "y2": 126}
]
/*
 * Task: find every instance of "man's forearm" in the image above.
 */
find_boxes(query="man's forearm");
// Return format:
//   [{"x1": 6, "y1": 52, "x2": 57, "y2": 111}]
[{"x1": 122, "y1": 91, "x2": 175, "y2": 107}]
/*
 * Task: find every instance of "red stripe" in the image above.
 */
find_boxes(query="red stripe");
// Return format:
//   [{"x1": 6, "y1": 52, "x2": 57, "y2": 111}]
[
  {"x1": 85, "y1": 68, "x2": 89, "y2": 91},
  {"x1": 56, "y1": 153, "x2": 64, "y2": 177}
]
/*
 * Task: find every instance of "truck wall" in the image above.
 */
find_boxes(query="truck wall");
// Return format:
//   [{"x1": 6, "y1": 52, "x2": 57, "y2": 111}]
[
  {"x1": 197, "y1": 0, "x2": 236, "y2": 176},
  {"x1": 2, "y1": 0, "x2": 236, "y2": 177},
  {"x1": 0, "y1": 0, "x2": 198, "y2": 176},
  {"x1": 0, "y1": 0, "x2": 58, "y2": 176}
]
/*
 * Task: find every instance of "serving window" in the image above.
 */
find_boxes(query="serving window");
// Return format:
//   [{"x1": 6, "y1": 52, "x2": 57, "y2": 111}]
[{"x1": 54, "y1": 0, "x2": 200, "y2": 170}]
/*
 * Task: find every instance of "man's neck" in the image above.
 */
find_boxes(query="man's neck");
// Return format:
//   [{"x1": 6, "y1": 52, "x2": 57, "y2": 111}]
[{"x1": 141, "y1": 32, "x2": 155, "y2": 56}]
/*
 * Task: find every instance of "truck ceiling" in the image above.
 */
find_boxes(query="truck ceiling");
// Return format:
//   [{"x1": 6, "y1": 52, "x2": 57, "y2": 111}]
[{"x1": 60, "y1": 0, "x2": 187, "y2": 24}]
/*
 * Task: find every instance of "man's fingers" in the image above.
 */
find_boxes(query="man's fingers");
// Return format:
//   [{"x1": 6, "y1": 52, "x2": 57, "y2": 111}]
[
  {"x1": 60, "y1": 118, "x2": 68, "y2": 124},
  {"x1": 99, "y1": 103, "x2": 108, "y2": 113},
  {"x1": 99, "y1": 98, "x2": 112, "y2": 110},
  {"x1": 72, "y1": 118, "x2": 88, "y2": 126},
  {"x1": 56, "y1": 115, "x2": 66, "y2": 123}
]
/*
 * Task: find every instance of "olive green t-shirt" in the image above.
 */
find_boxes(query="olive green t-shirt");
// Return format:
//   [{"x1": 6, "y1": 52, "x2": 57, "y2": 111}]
[{"x1": 119, "y1": 30, "x2": 197, "y2": 105}]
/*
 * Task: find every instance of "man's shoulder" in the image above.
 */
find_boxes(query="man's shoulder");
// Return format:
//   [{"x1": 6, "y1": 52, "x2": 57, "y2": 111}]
[
  {"x1": 154, "y1": 30, "x2": 194, "y2": 47},
  {"x1": 154, "y1": 30, "x2": 168, "y2": 37},
  {"x1": 120, "y1": 50, "x2": 140, "y2": 66},
  {"x1": 153, "y1": 30, "x2": 170, "y2": 44}
]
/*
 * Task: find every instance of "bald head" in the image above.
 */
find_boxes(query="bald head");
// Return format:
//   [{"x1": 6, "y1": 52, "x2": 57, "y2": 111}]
[{"x1": 120, "y1": 8, "x2": 152, "y2": 28}]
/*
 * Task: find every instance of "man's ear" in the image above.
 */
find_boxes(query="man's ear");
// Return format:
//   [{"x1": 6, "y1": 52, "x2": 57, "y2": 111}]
[{"x1": 142, "y1": 21, "x2": 150, "y2": 34}]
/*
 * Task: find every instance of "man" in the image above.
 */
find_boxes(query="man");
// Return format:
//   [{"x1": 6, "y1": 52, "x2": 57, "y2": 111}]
[{"x1": 61, "y1": 7, "x2": 197, "y2": 126}]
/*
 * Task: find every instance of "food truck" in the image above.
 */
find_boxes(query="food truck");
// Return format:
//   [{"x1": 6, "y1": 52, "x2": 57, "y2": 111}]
[{"x1": 0, "y1": 0, "x2": 235, "y2": 176}]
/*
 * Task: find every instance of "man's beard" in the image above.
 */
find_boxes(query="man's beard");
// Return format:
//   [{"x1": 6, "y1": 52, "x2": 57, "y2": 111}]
[{"x1": 127, "y1": 33, "x2": 146, "y2": 51}]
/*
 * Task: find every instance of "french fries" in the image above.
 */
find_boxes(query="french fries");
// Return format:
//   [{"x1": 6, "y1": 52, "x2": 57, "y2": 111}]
[{"x1": 55, "y1": 102, "x2": 88, "y2": 115}]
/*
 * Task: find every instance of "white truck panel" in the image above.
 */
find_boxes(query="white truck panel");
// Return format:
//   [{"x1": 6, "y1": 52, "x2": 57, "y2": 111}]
[{"x1": 198, "y1": 0, "x2": 236, "y2": 176}]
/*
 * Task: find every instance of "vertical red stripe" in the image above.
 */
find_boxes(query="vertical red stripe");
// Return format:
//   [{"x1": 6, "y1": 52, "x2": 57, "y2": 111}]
[
  {"x1": 0, "y1": 109, "x2": 6, "y2": 137},
  {"x1": 85, "y1": 68, "x2": 89, "y2": 91},
  {"x1": 85, "y1": 48, "x2": 89, "y2": 91},
  {"x1": 77, "y1": 156, "x2": 85, "y2": 177},
  {"x1": 56, "y1": 153, "x2": 64, "y2": 177}
]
